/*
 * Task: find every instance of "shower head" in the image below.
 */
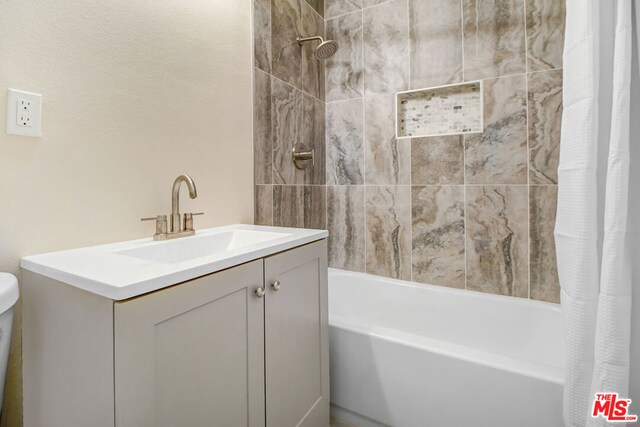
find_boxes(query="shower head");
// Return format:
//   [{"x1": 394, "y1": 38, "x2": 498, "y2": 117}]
[
  {"x1": 297, "y1": 36, "x2": 339, "y2": 60},
  {"x1": 314, "y1": 39, "x2": 339, "y2": 60}
]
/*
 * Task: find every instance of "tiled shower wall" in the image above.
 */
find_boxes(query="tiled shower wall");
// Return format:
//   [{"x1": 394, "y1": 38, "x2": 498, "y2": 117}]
[
  {"x1": 253, "y1": 0, "x2": 327, "y2": 229},
  {"x1": 254, "y1": 0, "x2": 565, "y2": 303}
]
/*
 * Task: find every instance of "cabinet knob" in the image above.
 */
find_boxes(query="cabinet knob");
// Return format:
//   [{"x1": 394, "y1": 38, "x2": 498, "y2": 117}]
[
  {"x1": 255, "y1": 286, "x2": 266, "y2": 298},
  {"x1": 271, "y1": 281, "x2": 281, "y2": 292}
]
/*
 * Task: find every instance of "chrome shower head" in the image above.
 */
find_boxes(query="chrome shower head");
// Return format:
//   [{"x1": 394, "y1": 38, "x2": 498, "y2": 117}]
[
  {"x1": 297, "y1": 36, "x2": 339, "y2": 60},
  {"x1": 314, "y1": 39, "x2": 339, "y2": 60}
]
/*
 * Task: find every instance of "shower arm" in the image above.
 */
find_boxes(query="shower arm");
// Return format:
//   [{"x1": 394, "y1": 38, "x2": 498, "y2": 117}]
[{"x1": 297, "y1": 36, "x2": 323, "y2": 46}]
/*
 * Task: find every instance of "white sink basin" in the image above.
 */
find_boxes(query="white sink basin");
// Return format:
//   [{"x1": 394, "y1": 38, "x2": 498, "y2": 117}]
[
  {"x1": 114, "y1": 229, "x2": 290, "y2": 264},
  {"x1": 20, "y1": 224, "x2": 327, "y2": 300}
]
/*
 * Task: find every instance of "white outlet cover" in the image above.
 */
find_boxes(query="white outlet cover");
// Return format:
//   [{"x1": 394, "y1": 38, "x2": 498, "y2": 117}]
[{"x1": 6, "y1": 89, "x2": 42, "y2": 137}]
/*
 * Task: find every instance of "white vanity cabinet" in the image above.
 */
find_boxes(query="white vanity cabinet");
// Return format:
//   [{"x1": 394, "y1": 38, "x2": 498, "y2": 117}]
[{"x1": 22, "y1": 238, "x2": 329, "y2": 427}]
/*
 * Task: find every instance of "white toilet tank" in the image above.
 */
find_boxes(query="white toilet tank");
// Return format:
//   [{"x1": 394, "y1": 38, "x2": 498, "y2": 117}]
[{"x1": 0, "y1": 273, "x2": 19, "y2": 410}]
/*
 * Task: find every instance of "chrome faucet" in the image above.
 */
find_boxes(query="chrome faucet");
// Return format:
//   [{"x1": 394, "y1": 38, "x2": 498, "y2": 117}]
[
  {"x1": 171, "y1": 174, "x2": 198, "y2": 232},
  {"x1": 142, "y1": 174, "x2": 204, "y2": 240}
]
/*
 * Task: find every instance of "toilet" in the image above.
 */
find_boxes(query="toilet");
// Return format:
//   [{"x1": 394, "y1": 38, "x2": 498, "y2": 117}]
[{"x1": 0, "y1": 273, "x2": 19, "y2": 411}]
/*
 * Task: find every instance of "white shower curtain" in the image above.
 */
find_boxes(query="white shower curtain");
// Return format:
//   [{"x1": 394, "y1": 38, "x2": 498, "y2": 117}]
[{"x1": 556, "y1": 1, "x2": 640, "y2": 426}]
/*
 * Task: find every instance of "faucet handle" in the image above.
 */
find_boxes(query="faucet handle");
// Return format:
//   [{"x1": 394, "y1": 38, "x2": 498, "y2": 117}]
[
  {"x1": 183, "y1": 212, "x2": 204, "y2": 232},
  {"x1": 141, "y1": 215, "x2": 168, "y2": 235}
]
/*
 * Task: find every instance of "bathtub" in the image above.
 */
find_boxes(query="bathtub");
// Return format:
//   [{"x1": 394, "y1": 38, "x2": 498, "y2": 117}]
[{"x1": 328, "y1": 269, "x2": 564, "y2": 427}]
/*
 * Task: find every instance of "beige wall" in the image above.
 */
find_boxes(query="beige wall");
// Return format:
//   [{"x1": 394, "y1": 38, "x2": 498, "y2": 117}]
[{"x1": 0, "y1": 1, "x2": 253, "y2": 425}]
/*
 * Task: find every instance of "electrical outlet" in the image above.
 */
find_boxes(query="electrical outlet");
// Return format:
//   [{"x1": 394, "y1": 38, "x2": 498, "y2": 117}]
[
  {"x1": 17, "y1": 99, "x2": 33, "y2": 127},
  {"x1": 6, "y1": 89, "x2": 42, "y2": 137}
]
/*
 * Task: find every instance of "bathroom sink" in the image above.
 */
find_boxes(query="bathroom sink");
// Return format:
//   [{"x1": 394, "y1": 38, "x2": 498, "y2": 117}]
[
  {"x1": 20, "y1": 224, "x2": 327, "y2": 300},
  {"x1": 114, "y1": 229, "x2": 290, "y2": 264}
]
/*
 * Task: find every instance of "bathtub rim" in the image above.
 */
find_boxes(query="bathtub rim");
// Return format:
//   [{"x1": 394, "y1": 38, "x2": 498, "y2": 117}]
[
  {"x1": 329, "y1": 268, "x2": 562, "y2": 311},
  {"x1": 328, "y1": 268, "x2": 564, "y2": 385}
]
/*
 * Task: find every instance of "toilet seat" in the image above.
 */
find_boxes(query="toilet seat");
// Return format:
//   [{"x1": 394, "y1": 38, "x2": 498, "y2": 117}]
[{"x1": 0, "y1": 273, "x2": 19, "y2": 315}]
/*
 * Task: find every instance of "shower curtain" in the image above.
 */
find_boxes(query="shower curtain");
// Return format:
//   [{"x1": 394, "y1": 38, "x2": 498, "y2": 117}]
[{"x1": 556, "y1": 1, "x2": 640, "y2": 426}]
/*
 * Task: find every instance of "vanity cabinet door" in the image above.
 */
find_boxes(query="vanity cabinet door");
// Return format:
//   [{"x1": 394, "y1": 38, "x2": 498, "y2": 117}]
[
  {"x1": 114, "y1": 260, "x2": 265, "y2": 427},
  {"x1": 264, "y1": 240, "x2": 329, "y2": 427}
]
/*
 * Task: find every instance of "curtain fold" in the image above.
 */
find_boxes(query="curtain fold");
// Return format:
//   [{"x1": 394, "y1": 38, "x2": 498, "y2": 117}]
[
  {"x1": 556, "y1": 0, "x2": 601, "y2": 425},
  {"x1": 557, "y1": 1, "x2": 637, "y2": 426}
]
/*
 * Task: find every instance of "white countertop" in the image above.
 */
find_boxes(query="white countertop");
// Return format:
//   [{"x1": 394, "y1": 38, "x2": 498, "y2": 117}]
[{"x1": 21, "y1": 224, "x2": 327, "y2": 300}]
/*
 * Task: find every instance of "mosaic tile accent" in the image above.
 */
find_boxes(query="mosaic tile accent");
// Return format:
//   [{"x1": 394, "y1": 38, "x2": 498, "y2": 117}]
[{"x1": 397, "y1": 82, "x2": 483, "y2": 138}]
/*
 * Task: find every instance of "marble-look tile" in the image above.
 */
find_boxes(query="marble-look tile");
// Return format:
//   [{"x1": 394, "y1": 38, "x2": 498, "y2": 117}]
[
  {"x1": 363, "y1": 0, "x2": 387, "y2": 7},
  {"x1": 302, "y1": 94, "x2": 326, "y2": 185},
  {"x1": 411, "y1": 136, "x2": 464, "y2": 185},
  {"x1": 528, "y1": 69, "x2": 562, "y2": 184},
  {"x1": 326, "y1": 12, "x2": 364, "y2": 101},
  {"x1": 409, "y1": 0, "x2": 463, "y2": 89},
  {"x1": 530, "y1": 185, "x2": 559, "y2": 303},
  {"x1": 465, "y1": 186, "x2": 529, "y2": 298},
  {"x1": 326, "y1": 99, "x2": 365, "y2": 185},
  {"x1": 465, "y1": 75, "x2": 527, "y2": 184},
  {"x1": 462, "y1": 0, "x2": 526, "y2": 80},
  {"x1": 526, "y1": 0, "x2": 565, "y2": 71},
  {"x1": 365, "y1": 186, "x2": 412, "y2": 280},
  {"x1": 305, "y1": 0, "x2": 324, "y2": 17},
  {"x1": 302, "y1": 1, "x2": 325, "y2": 100},
  {"x1": 254, "y1": 0, "x2": 272, "y2": 73},
  {"x1": 272, "y1": 78, "x2": 304, "y2": 184},
  {"x1": 327, "y1": 186, "x2": 366, "y2": 271},
  {"x1": 364, "y1": 95, "x2": 410, "y2": 185},
  {"x1": 272, "y1": 0, "x2": 301, "y2": 88},
  {"x1": 255, "y1": 185, "x2": 273, "y2": 226},
  {"x1": 412, "y1": 186, "x2": 466, "y2": 289},
  {"x1": 325, "y1": 0, "x2": 361, "y2": 19},
  {"x1": 273, "y1": 185, "x2": 327, "y2": 229},
  {"x1": 363, "y1": 0, "x2": 409, "y2": 96},
  {"x1": 254, "y1": 68, "x2": 272, "y2": 184}
]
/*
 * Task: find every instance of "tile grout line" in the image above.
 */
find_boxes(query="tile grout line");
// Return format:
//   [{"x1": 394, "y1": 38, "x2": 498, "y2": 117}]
[
  {"x1": 268, "y1": 0, "x2": 275, "y2": 226},
  {"x1": 407, "y1": 0, "x2": 413, "y2": 282},
  {"x1": 361, "y1": 8, "x2": 367, "y2": 276},
  {"x1": 271, "y1": 66, "x2": 326, "y2": 105},
  {"x1": 460, "y1": 0, "x2": 468, "y2": 292},
  {"x1": 325, "y1": 0, "x2": 397, "y2": 22},
  {"x1": 524, "y1": 0, "x2": 531, "y2": 300}
]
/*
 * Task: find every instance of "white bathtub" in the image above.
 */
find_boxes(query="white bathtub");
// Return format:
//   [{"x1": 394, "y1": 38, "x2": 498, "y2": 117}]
[{"x1": 328, "y1": 269, "x2": 565, "y2": 427}]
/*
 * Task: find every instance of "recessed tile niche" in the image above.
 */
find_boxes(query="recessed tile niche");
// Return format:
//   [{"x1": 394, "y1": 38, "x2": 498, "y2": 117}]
[{"x1": 396, "y1": 81, "x2": 483, "y2": 139}]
